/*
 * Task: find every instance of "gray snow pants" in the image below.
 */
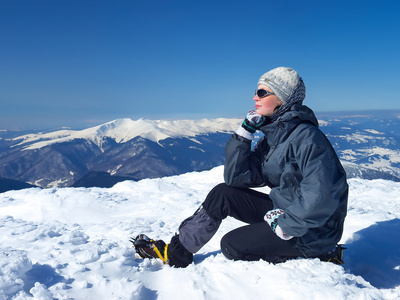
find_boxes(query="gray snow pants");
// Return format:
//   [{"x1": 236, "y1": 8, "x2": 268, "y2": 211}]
[{"x1": 168, "y1": 183, "x2": 304, "y2": 267}]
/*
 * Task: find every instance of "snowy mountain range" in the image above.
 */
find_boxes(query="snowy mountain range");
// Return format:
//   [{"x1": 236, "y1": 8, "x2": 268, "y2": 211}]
[
  {"x1": 0, "y1": 118, "x2": 240, "y2": 190},
  {"x1": 1, "y1": 110, "x2": 400, "y2": 192},
  {"x1": 318, "y1": 110, "x2": 400, "y2": 180}
]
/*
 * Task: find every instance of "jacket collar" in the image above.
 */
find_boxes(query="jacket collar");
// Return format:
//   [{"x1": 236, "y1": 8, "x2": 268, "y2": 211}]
[{"x1": 260, "y1": 105, "x2": 318, "y2": 146}]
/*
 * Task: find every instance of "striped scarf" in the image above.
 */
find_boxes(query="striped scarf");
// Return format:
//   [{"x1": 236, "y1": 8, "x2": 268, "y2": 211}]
[{"x1": 267, "y1": 78, "x2": 306, "y2": 123}]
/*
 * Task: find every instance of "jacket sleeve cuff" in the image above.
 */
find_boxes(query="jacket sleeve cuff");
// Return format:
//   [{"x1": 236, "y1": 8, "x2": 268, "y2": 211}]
[{"x1": 235, "y1": 127, "x2": 254, "y2": 141}]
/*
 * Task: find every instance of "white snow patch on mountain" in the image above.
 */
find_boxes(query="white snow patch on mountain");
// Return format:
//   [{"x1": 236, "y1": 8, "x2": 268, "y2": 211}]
[
  {"x1": 12, "y1": 118, "x2": 241, "y2": 150},
  {"x1": 339, "y1": 147, "x2": 400, "y2": 177},
  {"x1": 342, "y1": 133, "x2": 386, "y2": 144},
  {"x1": 317, "y1": 119, "x2": 329, "y2": 126},
  {"x1": 1, "y1": 166, "x2": 400, "y2": 299},
  {"x1": 364, "y1": 129, "x2": 385, "y2": 135}
]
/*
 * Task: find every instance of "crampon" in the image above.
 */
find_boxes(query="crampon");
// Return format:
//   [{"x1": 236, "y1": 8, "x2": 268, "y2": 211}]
[
  {"x1": 130, "y1": 234, "x2": 168, "y2": 264},
  {"x1": 317, "y1": 244, "x2": 346, "y2": 265}
]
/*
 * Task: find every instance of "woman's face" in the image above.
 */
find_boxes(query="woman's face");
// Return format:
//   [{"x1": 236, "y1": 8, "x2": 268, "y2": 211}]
[{"x1": 253, "y1": 84, "x2": 283, "y2": 116}]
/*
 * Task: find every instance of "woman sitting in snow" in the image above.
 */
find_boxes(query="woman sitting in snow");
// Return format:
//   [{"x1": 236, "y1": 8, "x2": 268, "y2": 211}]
[{"x1": 132, "y1": 67, "x2": 348, "y2": 267}]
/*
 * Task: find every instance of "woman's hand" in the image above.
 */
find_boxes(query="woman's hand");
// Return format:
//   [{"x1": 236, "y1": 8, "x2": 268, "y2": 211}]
[
  {"x1": 235, "y1": 110, "x2": 265, "y2": 140},
  {"x1": 264, "y1": 208, "x2": 294, "y2": 240}
]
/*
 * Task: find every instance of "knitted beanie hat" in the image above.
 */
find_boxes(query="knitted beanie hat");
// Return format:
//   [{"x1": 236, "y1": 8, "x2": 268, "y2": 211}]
[
  {"x1": 258, "y1": 67, "x2": 306, "y2": 121},
  {"x1": 258, "y1": 67, "x2": 305, "y2": 104}
]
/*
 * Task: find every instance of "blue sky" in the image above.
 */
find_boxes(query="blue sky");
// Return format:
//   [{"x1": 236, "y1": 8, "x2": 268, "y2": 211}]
[{"x1": 1, "y1": 0, "x2": 399, "y2": 130}]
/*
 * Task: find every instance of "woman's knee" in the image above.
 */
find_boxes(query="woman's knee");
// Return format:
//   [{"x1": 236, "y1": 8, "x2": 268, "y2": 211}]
[
  {"x1": 220, "y1": 230, "x2": 253, "y2": 261},
  {"x1": 220, "y1": 233, "x2": 238, "y2": 260},
  {"x1": 202, "y1": 183, "x2": 237, "y2": 218},
  {"x1": 203, "y1": 183, "x2": 231, "y2": 204}
]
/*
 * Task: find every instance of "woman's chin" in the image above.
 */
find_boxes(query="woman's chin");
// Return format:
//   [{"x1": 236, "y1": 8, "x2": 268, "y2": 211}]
[{"x1": 255, "y1": 109, "x2": 269, "y2": 117}]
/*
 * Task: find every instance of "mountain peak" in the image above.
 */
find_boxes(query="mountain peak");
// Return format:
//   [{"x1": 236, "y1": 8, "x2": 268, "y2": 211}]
[{"x1": 13, "y1": 118, "x2": 241, "y2": 150}]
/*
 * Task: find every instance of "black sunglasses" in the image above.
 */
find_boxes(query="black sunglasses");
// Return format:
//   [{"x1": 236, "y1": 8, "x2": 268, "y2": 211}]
[{"x1": 255, "y1": 89, "x2": 276, "y2": 98}]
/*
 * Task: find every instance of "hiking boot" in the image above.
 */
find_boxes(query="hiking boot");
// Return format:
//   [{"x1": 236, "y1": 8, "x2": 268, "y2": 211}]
[
  {"x1": 318, "y1": 244, "x2": 346, "y2": 265},
  {"x1": 130, "y1": 234, "x2": 168, "y2": 264}
]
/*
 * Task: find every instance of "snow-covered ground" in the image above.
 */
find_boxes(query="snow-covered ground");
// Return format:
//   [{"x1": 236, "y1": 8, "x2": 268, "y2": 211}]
[{"x1": 1, "y1": 166, "x2": 400, "y2": 299}]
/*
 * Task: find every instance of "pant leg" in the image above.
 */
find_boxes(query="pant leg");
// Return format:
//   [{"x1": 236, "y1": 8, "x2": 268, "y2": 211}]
[
  {"x1": 178, "y1": 183, "x2": 273, "y2": 254},
  {"x1": 178, "y1": 206, "x2": 222, "y2": 253},
  {"x1": 221, "y1": 222, "x2": 304, "y2": 263},
  {"x1": 204, "y1": 183, "x2": 304, "y2": 263},
  {"x1": 203, "y1": 183, "x2": 274, "y2": 223},
  {"x1": 169, "y1": 183, "x2": 279, "y2": 267},
  {"x1": 168, "y1": 207, "x2": 216, "y2": 268}
]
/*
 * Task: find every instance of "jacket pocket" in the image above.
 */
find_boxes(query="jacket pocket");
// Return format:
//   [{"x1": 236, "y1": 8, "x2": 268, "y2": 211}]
[{"x1": 280, "y1": 162, "x2": 302, "y2": 194}]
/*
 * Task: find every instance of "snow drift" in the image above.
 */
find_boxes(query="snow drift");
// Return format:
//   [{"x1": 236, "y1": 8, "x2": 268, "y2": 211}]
[{"x1": 1, "y1": 166, "x2": 400, "y2": 299}]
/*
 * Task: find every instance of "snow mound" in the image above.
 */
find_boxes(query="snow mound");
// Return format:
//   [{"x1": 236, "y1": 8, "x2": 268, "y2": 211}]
[{"x1": 0, "y1": 166, "x2": 400, "y2": 299}]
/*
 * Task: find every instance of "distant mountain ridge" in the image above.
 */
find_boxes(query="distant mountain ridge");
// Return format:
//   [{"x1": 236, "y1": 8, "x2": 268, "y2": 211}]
[
  {"x1": 0, "y1": 118, "x2": 241, "y2": 189},
  {"x1": 1, "y1": 111, "x2": 400, "y2": 192},
  {"x1": 317, "y1": 110, "x2": 400, "y2": 179},
  {"x1": 0, "y1": 178, "x2": 36, "y2": 193},
  {"x1": 10, "y1": 118, "x2": 241, "y2": 150}
]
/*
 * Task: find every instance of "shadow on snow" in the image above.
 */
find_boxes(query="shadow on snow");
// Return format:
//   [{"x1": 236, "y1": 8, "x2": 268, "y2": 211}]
[
  {"x1": 344, "y1": 218, "x2": 400, "y2": 289},
  {"x1": 193, "y1": 250, "x2": 222, "y2": 264},
  {"x1": 24, "y1": 263, "x2": 74, "y2": 295}
]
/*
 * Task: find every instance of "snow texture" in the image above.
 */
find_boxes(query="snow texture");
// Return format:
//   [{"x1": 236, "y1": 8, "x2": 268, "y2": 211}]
[{"x1": 0, "y1": 166, "x2": 399, "y2": 299}]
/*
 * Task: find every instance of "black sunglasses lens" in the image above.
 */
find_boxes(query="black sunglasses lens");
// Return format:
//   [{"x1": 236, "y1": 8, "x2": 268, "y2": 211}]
[{"x1": 256, "y1": 89, "x2": 268, "y2": 98}]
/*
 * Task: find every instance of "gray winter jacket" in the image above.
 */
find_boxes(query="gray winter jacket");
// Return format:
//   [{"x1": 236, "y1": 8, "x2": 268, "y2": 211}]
[{"x1": 224, "y1": 105, "x2": 348, "y2": 257}]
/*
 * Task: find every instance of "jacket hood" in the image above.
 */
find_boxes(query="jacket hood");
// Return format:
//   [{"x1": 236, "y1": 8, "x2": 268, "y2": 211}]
[{"x1": 260, "y1": 105, "x2": 319, "y2": 146}]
